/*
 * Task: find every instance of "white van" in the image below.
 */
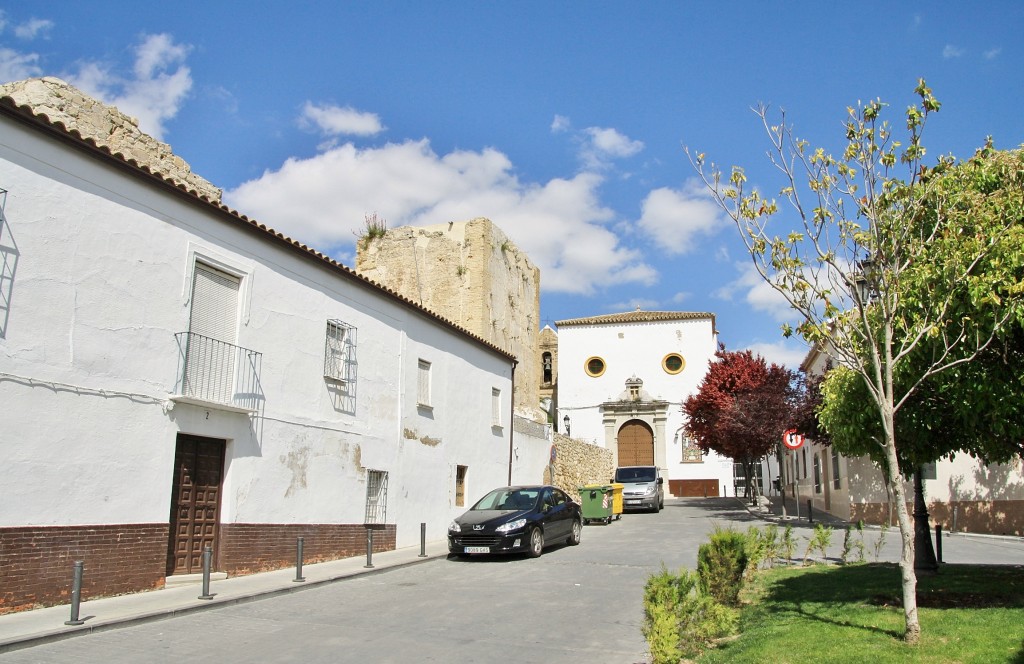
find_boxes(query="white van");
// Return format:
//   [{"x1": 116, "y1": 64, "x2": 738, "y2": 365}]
[{"x1": 613, "y1": 466, "x2": 664, "y2": 512}]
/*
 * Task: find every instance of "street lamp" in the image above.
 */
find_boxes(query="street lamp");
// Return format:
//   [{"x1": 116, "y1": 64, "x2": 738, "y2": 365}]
[{"x1": 563, "y1": 414, "x2": 571, "y2": 437}]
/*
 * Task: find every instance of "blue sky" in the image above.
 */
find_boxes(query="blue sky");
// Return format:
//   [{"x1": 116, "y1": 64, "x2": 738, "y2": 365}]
[{"x1": 3, "y1": 2, "x2": 1022, "y2": 369}]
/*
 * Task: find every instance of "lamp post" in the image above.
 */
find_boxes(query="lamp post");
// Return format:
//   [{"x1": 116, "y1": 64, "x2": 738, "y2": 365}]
[{"x1": 563, "y1": 414, "x2": 571, "y2": 437}]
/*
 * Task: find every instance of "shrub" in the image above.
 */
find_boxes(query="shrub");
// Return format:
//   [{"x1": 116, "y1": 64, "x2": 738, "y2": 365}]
[
  {"x1": 698, "y1": 526, "x2": 749, "y2": 606},
  {"x1": 642, "y1": 565, "x2": 739, "y2": 663},
  {"x1": 762, "y1": 524, "x2": 780, "y2": 568},
  {"x1": 803, "y1": 524, "x2": 834, "y2": 564},
  {"x1": 782, "y1": 524, "x2": 796, "y2": 562}
]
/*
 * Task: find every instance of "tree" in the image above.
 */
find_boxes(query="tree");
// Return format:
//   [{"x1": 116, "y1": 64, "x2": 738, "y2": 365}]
[
  {"x1": 683, "y1": 348, "x2": 797, "y2": 500},
  {"x1": 689, "y1": 82, "x2": 1024, "y2": 643}
]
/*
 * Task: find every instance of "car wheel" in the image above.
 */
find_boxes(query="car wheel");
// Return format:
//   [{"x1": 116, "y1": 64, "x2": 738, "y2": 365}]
[
  {"x1": 567, "y1": 519, "x2": 582, "y2": 546},
  {"x1": 527, "y1": 527, "x2": 544, "y2": 558}
]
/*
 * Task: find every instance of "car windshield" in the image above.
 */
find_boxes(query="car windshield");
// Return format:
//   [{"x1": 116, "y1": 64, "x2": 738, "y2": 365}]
[
  {"x1": 615, "y1": 468, "x2": 656, "y2": 482},
  {"x1": 472, "y1": 488, "x2": 540, "y2": 511}
]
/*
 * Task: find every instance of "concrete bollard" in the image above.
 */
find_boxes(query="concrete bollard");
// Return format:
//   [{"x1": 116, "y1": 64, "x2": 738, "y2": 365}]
[
  {"x1": 364, "y1": 528, "x2": 375, "y2": 569},
  {"x1": 807, "y1": 499, "x2": 813, "y2": 524},
  {"x1": 294, "y1": 536, "x2": 306, "y2": 582},
  {"x1": 935, "y1": 524, "x2": 943, "y2": 563},
  {"x1": 64, "y1": 561, "x2": 85, "y2": 626},
  {"x1": 198, "y1": 545, "x2": 215, "y2": 600},
  {"x1": 419, "y1": 523, "x2": 428, "y2": 557}
]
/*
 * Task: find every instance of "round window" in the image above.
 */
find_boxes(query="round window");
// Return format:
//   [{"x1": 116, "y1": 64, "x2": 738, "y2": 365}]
[
  {"x1": 585, "y1": 356, "x2": 606, "y2": 377},
  {"x1": 663, "y1": 353, "x2": 685, "y2": 375}
]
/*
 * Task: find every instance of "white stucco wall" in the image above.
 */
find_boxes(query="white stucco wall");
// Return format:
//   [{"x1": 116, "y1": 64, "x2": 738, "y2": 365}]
[
  {"x1": 555, "y1": 316, "x2": 733, "y2": 494},
  {"x1": 0, "y1": 117, "x2": 513, "y2": 548}
]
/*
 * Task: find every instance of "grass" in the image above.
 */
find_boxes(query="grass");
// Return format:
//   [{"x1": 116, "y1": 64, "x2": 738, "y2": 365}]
[{"x1": 697, "y1": 563, "x2": 1024, "y2": 664}]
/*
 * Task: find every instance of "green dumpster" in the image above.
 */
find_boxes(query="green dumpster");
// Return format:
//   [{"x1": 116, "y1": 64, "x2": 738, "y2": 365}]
[{"x1": 579, "y1": 484, "x2": 614, "y2": 525}]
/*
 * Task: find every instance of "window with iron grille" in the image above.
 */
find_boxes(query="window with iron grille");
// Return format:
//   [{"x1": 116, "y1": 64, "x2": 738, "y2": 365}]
[
  {"x1": 813, "y1": 454, "x2": 822, "y2": 494},
  {"x1": 417, "y1": 359, "x2": 431, "y2": 407},
  {"x1": 832, "y1": 449, "x2": 841, "y2": 490},
  {"x1": 365, "y1": 470, "x2": 388, "y2": 524},
  {"x1": 324, "y1": 319, "x2": 356, "y2": 382}
]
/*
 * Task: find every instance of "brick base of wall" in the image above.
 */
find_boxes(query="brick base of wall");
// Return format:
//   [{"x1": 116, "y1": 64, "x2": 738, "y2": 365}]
[
  {"x1": 849, "y1": 499, "x2": 1023, "y2": 536},
  {"x1": 0, "y1": 524, "x2": 168, "y2": 615},
  {"x1": 218, "y1": 523, "x2": 397, "y2": 577}
]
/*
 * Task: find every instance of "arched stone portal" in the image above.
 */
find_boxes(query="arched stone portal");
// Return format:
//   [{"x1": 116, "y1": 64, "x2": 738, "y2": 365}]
[{"x1": 617, "y1": 419, "x2": 654, "y2": 466}]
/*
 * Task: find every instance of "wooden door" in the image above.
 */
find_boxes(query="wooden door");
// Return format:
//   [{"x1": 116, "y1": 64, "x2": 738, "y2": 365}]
[
  {"x1": 617, "y1": 420, "x2": 654, "y2": 466},
  {"x1": 167, "y1": 434, "x2": 225, "y2": 576}
]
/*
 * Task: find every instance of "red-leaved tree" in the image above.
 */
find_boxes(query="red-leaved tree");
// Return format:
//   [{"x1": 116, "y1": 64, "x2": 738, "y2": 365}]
[{"x1": 683, "y1": 347, "x2": 798, "y2": 498}]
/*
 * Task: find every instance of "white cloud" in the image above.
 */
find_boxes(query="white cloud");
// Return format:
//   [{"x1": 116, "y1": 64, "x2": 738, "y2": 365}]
[
  {"x1": 550, "y1": 114, "x2": 571, "y2": 133},
  {"x1": 636, "y1": 179, "x2": 723, "y2": 255},
  {"x1": 67, "y1": 33, "x2": 192, "y2": 140},
  {"x1": 984, "y1": 47, "x2": 1002, "y2": 60},
  {"x1": 225, "y1": 139, "x2": 656, "y2": 295},
  {"x1": 0, "y1": 47, "x2": 41, "y2": 81},
  {"x1": 942, "y1": 44, "x2": 965, "y2": 59},
  {"x1": 301, "y1": 101, "x2": 384, "y2": 137},
  {"x1": 715, "y1": 262, "x2": 797, "y2": 323},
  {"x1": 743, "y1": 340, "x2": 810, "y2": 371},
  {"x1": 14, "y1": 18, "x2": 53, "y2": 40},
  {"x1": 579, "y1": 126, "x2": 643, "y2": 168}
]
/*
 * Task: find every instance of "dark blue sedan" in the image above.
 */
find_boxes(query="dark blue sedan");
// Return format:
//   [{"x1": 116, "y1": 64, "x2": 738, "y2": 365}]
[{"x1": 448, "y1": 485, "x2": 582, "y2": 558}]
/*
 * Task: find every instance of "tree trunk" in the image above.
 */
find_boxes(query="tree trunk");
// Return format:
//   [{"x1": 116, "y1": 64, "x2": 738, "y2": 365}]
[{"x1": 882, "y1": 431, "x2": 920, "y2": 643}]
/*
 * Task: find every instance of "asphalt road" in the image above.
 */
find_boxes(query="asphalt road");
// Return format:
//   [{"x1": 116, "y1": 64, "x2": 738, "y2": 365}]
[{"x1": 4, "y1": 498, "x2": 1021, "y2": 664}]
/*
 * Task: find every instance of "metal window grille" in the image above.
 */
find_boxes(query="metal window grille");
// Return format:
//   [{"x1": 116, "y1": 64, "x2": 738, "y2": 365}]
[
  {"x1": 813, "y1": 454, "x2": 822, "y2": 494},
  {"x1": 417, "y1": 359, "x2": 431, "y2": 406},
  {"x1": 832, "y1": 449, "x2": 841, "y2": 489},
  {"x1": 324, "y1": 319, "x2": 356, "y2": 382},
  {"x1": 365, "y1": 470, "x2": 388, "y2": 524},
  {"x1": 175, "y1": 332, "x2": 263, "y2": 411}
]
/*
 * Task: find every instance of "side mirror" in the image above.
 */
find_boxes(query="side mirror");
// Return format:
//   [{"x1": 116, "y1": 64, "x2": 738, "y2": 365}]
[{"x1": 657, "y1": 477, "x2": 664, "y2": 485}]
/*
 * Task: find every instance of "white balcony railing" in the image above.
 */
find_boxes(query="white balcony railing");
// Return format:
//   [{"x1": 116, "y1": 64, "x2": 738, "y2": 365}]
[{"x1": 174, "y1": 332, "x2": 263, "y2": 412}]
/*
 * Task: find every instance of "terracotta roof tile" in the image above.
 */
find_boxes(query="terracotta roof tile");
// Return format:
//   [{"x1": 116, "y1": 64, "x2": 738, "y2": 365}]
[{"x1": 555, "y1": 309, "x2": 716, "y2": 329}]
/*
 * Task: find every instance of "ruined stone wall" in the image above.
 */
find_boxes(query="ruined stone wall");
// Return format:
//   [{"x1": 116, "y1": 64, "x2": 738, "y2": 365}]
[
  {"x1": 0, "y1": 77, "x2": 221, "y2": 201},
  {"x1": 549, "y1": 434, "x2": 614, "y2": 502},
  {"x1": 356, "y1": 217, "x2": 542, "y2": 420}
]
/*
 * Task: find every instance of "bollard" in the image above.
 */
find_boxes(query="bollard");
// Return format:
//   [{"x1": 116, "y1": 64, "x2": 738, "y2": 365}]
[
  {"x1": 419, "y1": 522, "x2": 428, "y2": 557},
  {"x1": 952, "y1": 505, "x2": 958, "y2": 532},
  {"x1": 294, "y1": 536, "x2": 306, "y2": 582},
  {"x1": 703, "y1": 485, "x2": 707, "y2": 499},
  {"x1": 364, "y1": 528, "x2": 375, "y2": 568},
  {"x1": 64, "y1": 561, "x2": 85, "y2": 626},
  {"x1": 198, "y1": 545, "x2": 215, "y2": 600},
  {"x1": 807, "y1": 499, "x2": 813, "y2": 524},
  {"x1": 935, "y1": 524, "x2": 943, "y2": 563}
]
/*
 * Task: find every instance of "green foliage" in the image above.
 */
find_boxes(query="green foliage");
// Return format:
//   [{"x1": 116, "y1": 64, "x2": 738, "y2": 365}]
[
  {"x1": 698, "y1": 526, "x2": 749, "y2": 605},
  {"x1": 873, "y1": 523, "x2": 888, "y2": 562},
  {"x1": 841, "y1": 526, "x2": 854, "y2": 564},
  {"x1": 762, "y1": 524, "x2": 780, "y2": 568},
  {"x1": 802, "y1": 524, "x2": 834, "y2": 565},
  {"x1": 854, "y1": 520, "x2": 867, "y2": 563},
  {"x1": 642, "y1": 566, "x2": 739, "y2": 662},
  {"x1": 743, "y1": 526, "x2": 767, "y2": 578},
  {"x1": 781, "y1": 524, "x2": 796, "y2": 562},
  {"x1": 357, "y1": 212, "x2": 388, "y2": 250}
]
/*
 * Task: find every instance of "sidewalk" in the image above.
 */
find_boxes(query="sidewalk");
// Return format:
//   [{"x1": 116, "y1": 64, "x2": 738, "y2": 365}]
[
  {"x1": 737, "y1": 494, "x2": 850, "y2": 526},
  {"x1": 0, "y1": 539, "x2": 451, "y2": 654}
]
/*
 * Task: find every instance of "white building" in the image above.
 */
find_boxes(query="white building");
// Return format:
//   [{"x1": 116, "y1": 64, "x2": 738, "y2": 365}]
[
  {"x1": 792, "y1": 345, "x2": 1024, "y2": 535},
  {"x1": 0, "y1": 79, "x2": 519, "y2": 612},
  {"x1": 553, "y1": 310, "x2": 734, "y2": 497}
]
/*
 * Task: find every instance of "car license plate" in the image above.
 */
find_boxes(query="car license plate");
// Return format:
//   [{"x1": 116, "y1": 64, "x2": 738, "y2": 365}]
[
  {"x1": 464, "y1": 546, "x2": 489, "y2": 554},
  {"x1": 626, "y1": 499, "x2": 641, "y2": 505}
]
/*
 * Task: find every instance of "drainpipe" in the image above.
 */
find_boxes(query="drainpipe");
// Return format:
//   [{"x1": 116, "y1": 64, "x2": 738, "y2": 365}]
[{"x1": 507, "y1": 359, "x2": 517, "y2": 485}]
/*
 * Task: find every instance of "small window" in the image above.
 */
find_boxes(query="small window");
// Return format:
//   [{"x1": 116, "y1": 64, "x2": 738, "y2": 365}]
[
  {"x1": 491, "y1": 388, "x2": 502, "y2": 427},
  {"x1": 585, "y1": 356, "x2": 606, "y2": 377},
  {"x1": 662, "y1": 353, "x2": 685, "y2": 375},
  {"x1": 365, "y1": 470, "x2": 388, "y2": 524},
  {"x1": 813, "y1": 454, "x2": 822, "y2": 494},
  {"x1": 455, "y1": 465, "x2": 467, "y2": 507},
  {"x1": 417, "y1": 359, "x2": 431, "y2": 407},
  {"x1": 324, "y1": 319, "x2": 356, "y2": 382},
  {"x1": 832, "y1": 449, "x2": 841, "y2": 490}
]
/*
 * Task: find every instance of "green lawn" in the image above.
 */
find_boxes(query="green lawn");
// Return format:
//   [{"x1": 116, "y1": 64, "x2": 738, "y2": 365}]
[{"x1": 697, "y1": 563, "x2": 1024, "y2": 664}]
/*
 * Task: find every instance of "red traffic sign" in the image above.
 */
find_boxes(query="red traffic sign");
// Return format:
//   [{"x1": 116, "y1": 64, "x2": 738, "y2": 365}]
[{"x1": 782, "y1": 429, "x2": 805, "y2": 450}]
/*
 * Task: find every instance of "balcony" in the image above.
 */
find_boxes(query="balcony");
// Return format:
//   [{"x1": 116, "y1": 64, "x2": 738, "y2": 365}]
[{"x1": 172, "y1": 332, "x2": 264, "y2": 413}]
